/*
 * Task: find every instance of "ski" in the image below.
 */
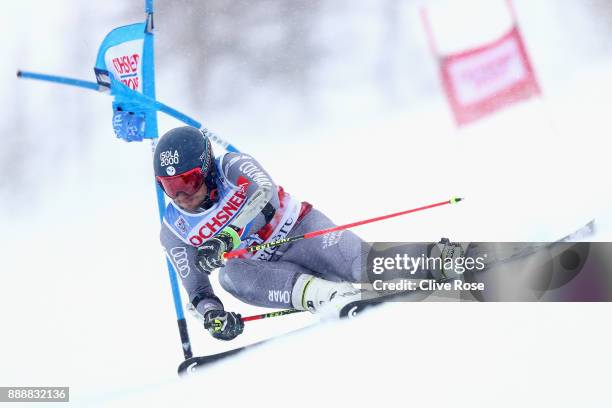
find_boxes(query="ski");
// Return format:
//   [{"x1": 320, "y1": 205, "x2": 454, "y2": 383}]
[
  {"x1": 474, "y1": 219, "x2": 595, "y2": 267},
  {"x1": 338, "y1": 290, "x2": 413, "y2": 318},
  {"x1": 339, "y1": 219, "x2": 595, "y2": 318},
  {"x1": 177, "y1": 324, "x2": 313, "y2": 375},
  {"x1": 178, "y1": 345, "x2": 251, "y2": 375}
]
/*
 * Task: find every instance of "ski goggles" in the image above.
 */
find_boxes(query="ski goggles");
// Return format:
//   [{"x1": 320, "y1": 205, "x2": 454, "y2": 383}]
[{"x1": 156, "y1": 167, "x2": 205, "y2": 199}]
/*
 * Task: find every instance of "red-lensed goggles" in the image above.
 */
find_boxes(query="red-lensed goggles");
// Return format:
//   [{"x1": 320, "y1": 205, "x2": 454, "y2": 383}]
[{"x1": 156, "y1": 167, "x2": 205, "y2": 199}]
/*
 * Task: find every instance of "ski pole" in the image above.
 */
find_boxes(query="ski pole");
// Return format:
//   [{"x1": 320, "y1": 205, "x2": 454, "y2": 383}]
[
  {"x1": 242, "y1": 309, "x2": 305, "y2": 322},
  {"x1": 224, "y1": 196, "x2": 463, "y2": 260}
]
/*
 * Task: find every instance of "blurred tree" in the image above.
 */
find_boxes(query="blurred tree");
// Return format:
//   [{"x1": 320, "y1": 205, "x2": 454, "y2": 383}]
[
  {"x1": 378, "y1": 0, "x2": 401, "y2": 103},
  {"x1": 156, "y1": 0, "x2": 322, "y2": 110},
  {"x1": 0, "y1": 82, "x2": 29, "y2": 198},
  {"x1": 1, "y1": 1, "x2": 143, "y2": 206},
  {"x1": 584, "y1": 0, "x2": 612, "y2": 53}
]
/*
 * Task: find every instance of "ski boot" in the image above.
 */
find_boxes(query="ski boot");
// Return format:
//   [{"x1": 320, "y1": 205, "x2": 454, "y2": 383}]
[{"x1": 291, "y1": 274, "x2": 363, "y2": 318}]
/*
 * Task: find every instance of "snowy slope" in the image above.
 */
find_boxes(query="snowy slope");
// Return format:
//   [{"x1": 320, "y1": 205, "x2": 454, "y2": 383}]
[{"x1": 94, "y1": 302, "x2": 612, "y2": 408}]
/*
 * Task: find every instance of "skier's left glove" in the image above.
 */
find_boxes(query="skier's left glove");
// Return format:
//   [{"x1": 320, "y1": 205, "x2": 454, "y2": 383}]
[
  {"x1": 196, "y1": 227, "x2": 241, "y2": 274},
  {"x1": 203, "y1": 310, "x2": 244, "y2": 341}
]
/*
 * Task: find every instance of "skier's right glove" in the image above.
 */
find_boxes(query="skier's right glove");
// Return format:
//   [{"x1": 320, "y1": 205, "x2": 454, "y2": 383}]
[
  {"x1": 196, "y1": 228, "x2": 241, "y2": 274},
  {"x1": 203, "y1": 310, "x2": 244, "y2": 341}
]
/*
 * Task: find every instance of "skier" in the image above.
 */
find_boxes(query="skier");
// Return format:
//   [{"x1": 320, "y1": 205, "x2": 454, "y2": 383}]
[{"x1": 155, "y1": 126, "x2": 367, "y2": 341}]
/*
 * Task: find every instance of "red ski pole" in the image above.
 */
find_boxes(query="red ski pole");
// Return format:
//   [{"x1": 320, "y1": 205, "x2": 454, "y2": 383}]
[{"x1": 224, "y1": 196, "x2": 463, "y2": 260}]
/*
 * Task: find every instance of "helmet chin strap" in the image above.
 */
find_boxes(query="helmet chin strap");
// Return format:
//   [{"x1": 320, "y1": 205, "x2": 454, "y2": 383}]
[{"x1": 197, "y1": 187, "x2": 218, "y2": 210}]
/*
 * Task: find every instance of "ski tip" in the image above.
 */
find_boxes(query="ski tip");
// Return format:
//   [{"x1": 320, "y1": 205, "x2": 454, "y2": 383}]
[
  {"x1": 450, "y1": 196, "x2": 463, "y2": 204},
  {"x1": 16, "y1": 70, "x2": 22, "y2": 77}
]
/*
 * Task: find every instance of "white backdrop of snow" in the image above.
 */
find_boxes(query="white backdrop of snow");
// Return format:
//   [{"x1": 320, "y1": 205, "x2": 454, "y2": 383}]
[{"x1": 1, "y1": 0, "x2": 611, "y2": 406}]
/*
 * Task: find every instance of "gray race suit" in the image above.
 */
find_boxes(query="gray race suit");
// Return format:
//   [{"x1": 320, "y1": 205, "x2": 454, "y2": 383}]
[{"x1": 161, "y1": 152, "x2": 388, "y2": 315}]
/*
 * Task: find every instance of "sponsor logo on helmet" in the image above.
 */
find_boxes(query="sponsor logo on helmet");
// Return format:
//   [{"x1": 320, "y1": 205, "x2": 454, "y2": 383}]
[
  {"x1": 160, "y1": 150, "x2": 180, "y2": 167},
  {"x1": 166, "y1": 166, "x2": 176, "y2": 176}
]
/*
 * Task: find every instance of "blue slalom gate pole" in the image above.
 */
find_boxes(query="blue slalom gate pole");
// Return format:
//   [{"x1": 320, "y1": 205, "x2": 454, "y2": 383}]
[
  {"x1": 16, "y1": 0, "x2": 244, "y2": 364},
  {"x1": 142, "y1": 0, "x2": 193, "y2": 360},
  {"x1": 16, "y1": 69, "x2": 241, "y2": 154},
  {"x1": 16, "y1": 71, "x2": 100, "y2": 90}
]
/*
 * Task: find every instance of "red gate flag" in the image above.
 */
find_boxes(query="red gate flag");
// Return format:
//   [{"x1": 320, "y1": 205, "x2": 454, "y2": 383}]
[{"x1": 421, "y1": 0, "x2": 540, "y2": 126}]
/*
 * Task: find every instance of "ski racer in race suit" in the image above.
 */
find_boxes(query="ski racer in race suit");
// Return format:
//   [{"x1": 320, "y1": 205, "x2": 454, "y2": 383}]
[
  {"x1": 155, "y1": 126, "x2": 371, "y2": 341},
  {"x1": 156, "y1": 127, "x2": 464, "y2": 341}
]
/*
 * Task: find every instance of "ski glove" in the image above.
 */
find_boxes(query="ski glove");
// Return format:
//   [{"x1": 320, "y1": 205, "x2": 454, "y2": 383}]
[
  {"x1": 203, "y1": 310, "x2": 244, "y2": 341},
  {"x1": 196, "y1": 227, "x2": 241, "y2": 274}
]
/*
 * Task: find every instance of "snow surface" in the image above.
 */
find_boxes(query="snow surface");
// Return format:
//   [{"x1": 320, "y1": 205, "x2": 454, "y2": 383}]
[{"x1": 1, "y1": 0, "x2": 612, "y2": 406}]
